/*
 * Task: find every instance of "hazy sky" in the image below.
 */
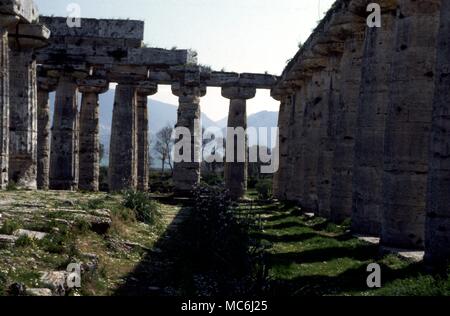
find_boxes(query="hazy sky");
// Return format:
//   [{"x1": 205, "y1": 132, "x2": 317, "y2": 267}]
[{"x1": 35, "y1": 0, "x2": 335, "y2": 121}]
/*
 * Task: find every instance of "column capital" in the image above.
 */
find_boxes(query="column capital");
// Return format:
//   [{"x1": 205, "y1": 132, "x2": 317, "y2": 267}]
[
  {"x1": 77, "y1": 78, "x2": 109, "y2": 94},
  {"x1": 8, "y1": 23, "x2": 50, "y2": 50},
  {"x1": 271, "y1": 87, "x2": 294, "y2": 101},
  {"x1": 37, "y1": 76, "x2": 58, "y2": 92},
  {"x1": 136, "y1": 81, "x2": 158, "y2": 96},
  {"x1": 0, "y1": 14, "x2": 19, "y2": 28},
  {"x1": 221, "y1": 86, "x2": 256, "y2": 100},
  {"x1": 171, "y1": 82, "x2": 206, "y2": 98}
]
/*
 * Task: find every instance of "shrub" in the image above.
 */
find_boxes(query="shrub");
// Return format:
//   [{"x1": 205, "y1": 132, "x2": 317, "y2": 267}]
[
  {"x1": 38, "y1": 226, "x2": 72, "y2": 254},
  {"x1": 0, "y1": 272, "x2": 6, "y2": 296},
  {"x1": 73, "y1": 218, "x2": 92, "y2": 235},
  {"x1": 180, "y1": 184, "x2": 270, "y2": 295},
  {"x1": 201, "y1": 174, "x2": 224, "y2": 186},
  {"x1": 6, "y1": 182, "x2": 18, "y2": 191},
  {"x1": 15, "y1": 235, "x2": 34, "y2": 248},
  {"x1": 0, "y1": 219, "x2": 21, "y2": 235},
  {"x1": 255, "y1": 180, "x2": 273, "y2": 201},
  {"x1": 122, "y1": 190, "x2": 161, "y2": 225}
]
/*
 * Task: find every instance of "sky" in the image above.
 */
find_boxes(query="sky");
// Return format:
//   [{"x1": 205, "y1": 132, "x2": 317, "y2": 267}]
[{"x1": 35, "y1": 0, "x2": 335, "y2": 121}]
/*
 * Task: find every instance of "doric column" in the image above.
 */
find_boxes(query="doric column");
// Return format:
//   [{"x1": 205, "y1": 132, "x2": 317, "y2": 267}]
[
  {"x1": 329, "y1": 29, "x2": 365, "y2": 223},
  {"x1": 7, "y1": 23, "x2": 49, "y2": 189},
  {"x1": 352, "y1": 2, "x2": 397, "y2": 236},
  {"x1": 109, "y1": 83, "x2": 138, "y2": 192},
  {"x1": 287, "y1": 83, "x2": 306, "y2": 202},
  {"x1": 37, "y1": 76, "x2": 57, "y2": 190},
  {"x1": 301, "y1": 64, "x2": 327, "y2": 212},
  {"x1": 381, "y1": 0, "x2": 441, "y2": 249},
  {"x1": 317, "y1": 53, "x2": 342, "y2": 219},
  {"x1": 171, "y1": 83, "x2": 206, "y2": 195},
  {"x1": 0, "y1": 19, "x2": 15, "y2": 189},
  {"x1": 222, "y1": 86, "x2": 256, "y2": 200},
  {"x1": 78, "y1": 78, "x2": 109, "y2": 192},
  {"x1": 425, "y1": 0, "x2": 450, "y2": 269},
  {"x1": 49, "y1": 75, "x2": 80, "y2": 191},
  {"x1": 271, "y1": 88, "x2": 292, "y2": 200},
  {"x1": 136, "y1": 82, "x2": 158, "y2": 192},
  {"x1": 8, "y1": 49, "x2": 37, "y2": 188}
]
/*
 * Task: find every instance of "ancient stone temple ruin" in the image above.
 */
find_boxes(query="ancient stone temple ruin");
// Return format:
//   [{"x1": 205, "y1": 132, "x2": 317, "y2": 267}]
[
  {"x1": 272, "y1": 0, "x2": 450, "y2": 269},
  {"x1": 0, "y1": 0, "x2": 277, "y2": 199},
  {"x1": 1, "y1": 0, "x2": 450, "y2": 270}
]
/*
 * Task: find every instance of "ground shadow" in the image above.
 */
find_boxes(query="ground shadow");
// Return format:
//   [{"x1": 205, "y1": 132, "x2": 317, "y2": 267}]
[
  {"x1": 113, "y1": 199, "x2": 194, "y2": 296},
  {"x1": 269, "y1": 262, "x2": 424, "y2": 296}
]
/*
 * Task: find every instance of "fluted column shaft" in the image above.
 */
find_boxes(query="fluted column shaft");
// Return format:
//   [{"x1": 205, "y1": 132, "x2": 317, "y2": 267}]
[
  {"x1": 8, "y1": 49, "x2": 37, "y2": 189},
  {"x1": 0, "y1": 25, "x2": 11, "y2": 189},
  {"x1": 317, "y1": 55, "x2": 341, "y2": 218},
  {"x1": 222, "y1": 86, "x2": 256, "y2": 200},
  {"x1": 381, "y1": 0, "x2": 441, "y2": 249},
  {"x1": 109, "y1": 84, "x2": 138, "y2": 192},
  {"x1": 301, "y1": 71, "x2": 326, "y2": 212},
  {"x1": 171, "y1": 83, "x2": 206, "y2": 195},
  {"x1": 272, "y1": 91, "x2": 291, "y2": 200},
  {"x1": 78, "y1": 80, "x2": 108, "y2": 192},
  {"x1": 425, "y1": 0, "x2": 450, "y2": 268},
  {"x1": 49, "y1": 76, "x2": 79, "y2": 190},
  {"x1": 352, "y1": 5, "x2": 397, "y2": 236},
  {"x1": 37, "y1": 78, "x2": 57, "y2": 190},
  {"x1": 287, "y1": 86, "x2": 307, "y2": 202},
  {"x1": 136, "y1": 83, "x2": 157, "y2": 192},
  {"x1": 330, "y1": 31, "x2": 365, "y2": 223}
]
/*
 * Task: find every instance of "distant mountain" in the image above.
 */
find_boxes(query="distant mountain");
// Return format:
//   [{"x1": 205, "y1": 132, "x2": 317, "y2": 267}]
[{"x1": 49, "y1": 89, "x2": 278, "y2": 166}]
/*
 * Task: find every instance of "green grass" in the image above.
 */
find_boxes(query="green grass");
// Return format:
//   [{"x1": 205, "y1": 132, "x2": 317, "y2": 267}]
[{"x1": 252, "y1": 202, "x2": 450, "y2": 296}]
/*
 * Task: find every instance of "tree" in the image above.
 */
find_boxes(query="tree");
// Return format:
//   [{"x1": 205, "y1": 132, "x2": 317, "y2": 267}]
[{"x1": 154, "y1": 124, "x2": 174, "y2": 174}]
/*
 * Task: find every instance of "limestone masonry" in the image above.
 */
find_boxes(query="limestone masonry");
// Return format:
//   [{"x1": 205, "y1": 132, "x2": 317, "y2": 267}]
[
  {"x1": 272, "y1": 0, "x2": 450, "y2": 269},
  {"x1": 1, "y1": 0, "x2": 450, "y2": 269}
]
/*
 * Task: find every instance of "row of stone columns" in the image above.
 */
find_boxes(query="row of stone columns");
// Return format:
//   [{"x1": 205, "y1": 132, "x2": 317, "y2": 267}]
[
  {"x1": 34, "y1": 77, "x2": 157, "y2": 193},
  {"x1": 273, "y1": 0, "x2": 449, "y2": 268},
  {"x1": 32, "y1": 76, "x2": 261, "y2": 197}
]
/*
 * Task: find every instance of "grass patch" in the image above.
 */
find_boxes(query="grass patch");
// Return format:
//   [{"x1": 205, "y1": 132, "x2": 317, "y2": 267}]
[
  {"x1": 251, "y1": 201, "x2": 450, "y2": 296},
  {"x1": 15, "y1": 235, "x2": 34, "y2": 248},
  {"x1": 0, "y1": 219, "x2": 21, "y2": 235}
]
